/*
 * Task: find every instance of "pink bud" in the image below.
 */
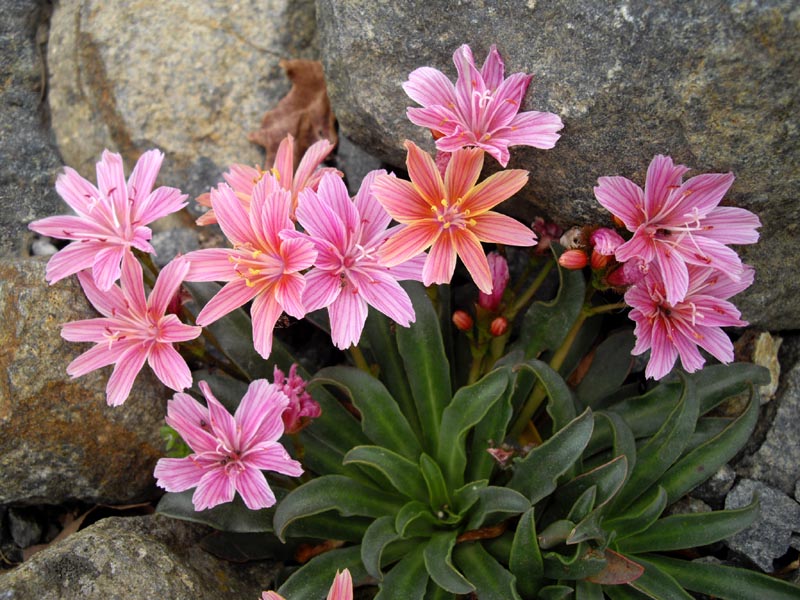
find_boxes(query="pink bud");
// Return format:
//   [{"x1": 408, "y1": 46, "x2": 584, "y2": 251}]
[
  {"x1": 590, "y1": 249, "x2": 610, "y2": 270},
  {"x1": 478, "y1": 252, "x2": 509, "y2": 311},
  {"x1": 590, "y1": 228, "x2": 625, "y2": 256},
  {"x1": 558, "y1": 249, "x2": 588, "y2": 270},
  {"x1": 490, "y1": 316, "x2": 508, "y2": 337},
  {"x1": 452, "y1": 310, "x2": 474, "y2": 331}
]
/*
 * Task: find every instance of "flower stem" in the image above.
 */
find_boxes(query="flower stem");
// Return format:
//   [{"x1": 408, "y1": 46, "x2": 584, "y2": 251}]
[
  {"x1": 349, "y1": 344, "x2": 371, "y2": 373},
  {"x1": 507, "y1": 260, "x2": 554, "y2": 322}
]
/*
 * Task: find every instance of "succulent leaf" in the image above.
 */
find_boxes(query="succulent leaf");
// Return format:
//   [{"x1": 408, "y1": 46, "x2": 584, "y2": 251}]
[
  {"x1": 423, "y1": 531, "x2": 475, "y2": 594},
  {"x1": 510, "y1": 508, "x2": 544, "y2": 599}
]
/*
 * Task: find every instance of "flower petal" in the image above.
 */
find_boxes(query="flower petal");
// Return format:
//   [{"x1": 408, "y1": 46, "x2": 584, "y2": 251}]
[
  {"x1": 184, "y1": 248, "x2": 238, "y2": 282},
  {"x1": 461, "y1": 169, "x2": 528, "y2": 215},
  {"x1": 372, "y1": 175, "x2": 432, "y2": 223},
  {"x1": 106, "y1": 344, "x2": 149, "y2": 406},
  {"x1": 444, "y1": 147, "x2": 484, "y2": 201},
  {"x1": 403, "y1": 66, "x2": 457, "y2": 107},
  {"x1": 235, "y1": 467, "x2": 276, "y2": 510},
  {"x1": 470, "y1": 212, "x2": 536, "y2": 246},
  {"x1": 44, "y1": 241, "x2": 104, "y2": 286},
  {"x1": 148, "y1": 343, "x2": 192, "y2": 391},
  {"x1": 195, "y1": 279, "x2": 259, "y2": 326},
  {"x1": 379, "y1": 224, "x2": 440, "y2": 268},
  {"x1": 503, "y1": 109, "x2": 563, "y2": 150},
  {"x1": 192, "y1": 469, "x2": 236, "y2": 510},
  {"x1": 250, "y1": 292, "x2": 283, "y2": 359},
  {"x1": 328, "y1": 285, "x2": 368, "y2": 349},
  {"x1": 422, "y1": 235, "x2": 457, "y2": 287},
  {"x1": 452, "y1": 229, "x2": 492, "y2": 293},
  {"x1": 154, "y1": 457, "x2": 206, "y2": 493},
  {"x1": 594, "y1": 176, "x2": 645, "y2": 230},
  {"x1": 405, "y1": 140, "x2": 445, "y2": 206}
]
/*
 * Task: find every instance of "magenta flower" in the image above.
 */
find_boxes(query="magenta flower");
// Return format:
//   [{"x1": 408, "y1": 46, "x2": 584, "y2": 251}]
[
  {"x1": 594, "y1": 155, "x2": 761, "y2": 305},
  {"x1": 478, "y1": 252, "x2": 509, "y2": 311},
  {"x1": 273, "y1": 363, "x2": 320, "y2": 434},
  {"x1": 291, "y1": 171, "x2": 424, "y2": 349},
  {"x1": 183, "y1": 177, "x2": 317, "y2": 359},
  {"x1": 195, "y1": 134, "x2": 341, "y2": 225},
  {"x1": 625, "y1": 265, "x2": 753, "y2": 380},
  {"x1": 404, "y1": 44, "x2": 563, "y2": 167},
  {"x1": 373, "y1": 141, "x2": 534, "y2": 294},
  {"x1": 61, "y1": 253, "x2": 201, "y2": 406},
  {"x1": 154, "y1": 379, "x2": 303, "y2": 511},
  {"x1": 29, "y1": 149, "x2": 187, "y2": 291}
]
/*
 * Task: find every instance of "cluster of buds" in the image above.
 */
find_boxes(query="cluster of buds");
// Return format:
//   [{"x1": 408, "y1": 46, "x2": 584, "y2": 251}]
[
  {"x1": 557, "y1": 226, "x2": 646, "y2": 291},
  {"x1": 452, "y1": 251, "x2": 511, "y2": 340}
]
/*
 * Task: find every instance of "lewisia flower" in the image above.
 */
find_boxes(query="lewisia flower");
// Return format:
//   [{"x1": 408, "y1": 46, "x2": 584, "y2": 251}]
[
  {"x1": 594, "y1": 155, "x2": 761, "y2": 305},
  {"x1": 373, "y1": 141, "x2": 535, "y2": 294},
  {"x1": 404, "y1": 44, "x2": 563, "y2": 167},
  {"x1": 273, "y1": 363, "x2": 320, "y2": 434},
  {"x1": 62, "y1": 253, "x2": 201, "y2": 406},
  {"x1": 626, "y1": 265, "x2": 753, "y2": 380},
  {"x1": 183, "y1": 177, "x2": 317, "y2": 359},
  {"x1": 291, "y1": 171, "x2": 424, "y2": 349},
  {"x1": 154, "y1": 379, "x2": 303, "y2": 511},
  {"x1": 29, "y1": 149, "x2": 187, "y2": 291},
  {"x1": 262, "y1": 569, "x2": 353, "y2": 600},
  {"x1": 195, "y1": 134, "x2": 340, "y2": 225}
]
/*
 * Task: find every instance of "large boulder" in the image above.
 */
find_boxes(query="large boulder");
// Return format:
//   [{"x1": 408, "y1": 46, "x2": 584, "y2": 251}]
[
  {"x1": 0, "y1": 1, "x2": 63, "y2": 255},
  {"x1": 0, "y1": 258, "x2": 168, "y2": 505},
  {"x1": 315, "y1": 0, "x2": 800, "y2": 329},
  {"x1": 47, "y1": 0, "x2": 318, "y2": 200}
]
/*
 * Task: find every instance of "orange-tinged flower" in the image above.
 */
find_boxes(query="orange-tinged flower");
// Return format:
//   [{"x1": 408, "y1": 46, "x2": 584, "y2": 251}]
[{"x1": 373, "y1": 141, "x2": 535, "y2": 294}]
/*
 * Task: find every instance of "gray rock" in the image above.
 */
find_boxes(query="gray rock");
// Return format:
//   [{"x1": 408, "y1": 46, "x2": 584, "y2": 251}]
[
  {"x1": 0, "y1": 258, "x2": 168, "y2": 505},
  {"x1": 737, "y1": 359, "x2": 800, "y2": 495},
  {"x1": 7, "y1": 507, "x2": 42, "y2": 549},
  {"x1": 336, "y1": 134, "x2": 384, "y2": 196},
  {"x1": 315, "y1": 0, "x2": 800, "y2": 329},
  {"x1": 0, "y1": 0, "x2": 64, "y2": 255},
  {"x1": 150, "y1": 227, "x2": 200, "y2": 267},
  {"x1": 724, "y1": 478, "x2": 800, "y2": 572},
  {"x1": 47, "y1": 0, "x2": 319, "y2": 200},
  {"x1": 692, "y1": 464, "x2": 736, "y2": 507},
  {"x1": 0, "y1": 515, "x2": 277, "y2": 599}
]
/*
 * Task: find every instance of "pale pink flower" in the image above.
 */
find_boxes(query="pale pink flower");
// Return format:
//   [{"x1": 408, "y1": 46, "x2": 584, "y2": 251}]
[
  {"x1": 61, "y1": 253, "x2": 201, "y2": 406},
  {"x1": 373, "y1": 141, "x2": 534, "y2": 294},
  {"x1": 590, "y1": 228, "x2": 626, "y2": 256},
  {"x1": 290, "y1": 171, "x2": 424, "y2": 349},
  {"x1": 625, "y1": 265, "x2": 753, "y2": 380},
  {"x1": 478, "y1": 252, "x2": 509, "y2": 311},
  {"x1": 196, "y1": 134, "x2": 340, "y2": 225},
  {"x1": 261, "y1": 568, "x2": 353, "y2": 600},
  {"x1": 154, "y1": 379, "x2": 303, "y2": 511},
  {"x1": 273, "y1": 364, "x2": 320, "y2": 434},
  {"x1": 404, "y1": 44, "x2": 563, "y2": 167},
  {"x1": 183, "y1": 177, "x2": 317, "y2": 359},
  {"x1": 29, "y1": 149, "x2": 187, "y2": 291},
  {"x1": 594, "y1": 155, "x2": 761, "y2": 305}
]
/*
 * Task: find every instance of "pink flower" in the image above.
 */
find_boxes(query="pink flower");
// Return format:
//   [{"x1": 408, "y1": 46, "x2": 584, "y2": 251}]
[
  {"x1": 61, "y1": 253, "x2": 201, "y2": 406},
  {"x1": 373, "y1": 141, "x2": 535, "y2": 294},
  {"x1": 196, "y1": 134, "x2": 340, "y2": 225},
  {"x1": 273, "y1": 364, "x2": 320, "y2": 434},
  {"x1": 590, "y1": 228, "x2": 625, "y2": 256},
  {"x1": 29, "y1": 149, "x2": 187, "y2": 291},
  {"x1": 478, "y1": 252, "x2": 509, "y2": 311},
  {"x1": 594, "y1": 155, "x2": 761, "y2": 305},
  {"x1": 404, "y1": 44, "x2": 563, "y2": 167},
  {"x1": 154, "y1": 379, "x2": 303, "y2": 511},
  {"x1": 625, "y1": 265, "x2": 753, "y2": 380},
  {"x1": 261, "y1": 568, "x2": 353, "y2": 600},
  {"x1": 183, "y1": 177, "x2": 317, "y2": 359},
  {"x1": 291, "y1": 171, "x2": 424, "y2": 349}
]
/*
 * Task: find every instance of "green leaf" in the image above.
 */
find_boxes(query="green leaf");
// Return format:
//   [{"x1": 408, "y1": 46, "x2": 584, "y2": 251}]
[
  {"x1": 576, "y1": 579, "x2": 606, "y2": 600},
  {"x1": 283, "y1": 512, "x2": 371, "y2": 542},
  {"x1": 658, "y1": 388, "x2": 759, "y2": 504},
  {"x1": 363, "y1": 307, "x2": 422, "y2": 438},
  {"x1": 467, "y1": 371, "x2": 514, "y2": 483},
  {"x1": 273, "y1": 475, "x2": 404, "y2": 541},
  {"x1": 597, "y1": 410, "x2": 637, "y2": 484},
  {"x1": 557, "y1": 455, "x2": 628, "y2": 513},
  {"x1": 277, "y1": 545, "x2": 367, "y2": 599},
  {"x1": 617, "y1": 498, "x2": 759, "y2": 554},
  {"x1": 628, "y1": 557, "x2": 694, "y2": 599},
  {"x1": 643, "y1": 554, "x2": 800, "y2": 600},
  {"x1": 361, "y1": 515, "x2": 401, "y2": 580},
  {"x1": 543, "y1": 544, "x2": 607, "y2": 580},
  {"x1": 515, "y1": 359, "x2": 576, "y2": 434},
  {"x1": 303, "y1": 386, "x2": 370, "y2": 458},
  {"x1": 344, "y1": 445, "x2": 428, "y2": 502},
  {"x1": 516, "y1": 245, "x2": 585, "y2": 360},
  {"x1": 297, "y1": 431, "x2": 369, "y2": 482},
  {"x1": 538, "y1": 585, "x2": 578, "y2": 599},
  {"x1": 437, "y1": 368, "x2": 509, "y2": 488},
  {"x1": 156, "y1": 489, "x2": 280, "y2": 532},
  {"x1": 510, "y1": 508, "x2": 544, "y2": 599},
  {"x1": 376, "y1": 543, "x2": 429, "y2": 600},
  {"x1": 509, "y1": 408, "x2": 594, "y2": 503},
  {"x1": 396, "y1": 500, "x2": 438, "y2": 538},
  {"x1": 424, "y1": 531, "x2": 474, "y2": 595},
  {"x1": 312, "y1": 366, "x2": 421, "y2": 460},
  {"x1": 424, "y1": 579, "x2": 457, "y2": 600},
  {"x1": 419, "y1": 454, "x2": 453, "y2": 516},
  {"x1": 610, "y1": 375, "x2": 698, "y2": 512},
  {"x1": 189, "y1": 370, "x2": 249, "y2": 412},
  {"x1": 566, "y1": 486, "x2": 598, "y2": 523},
  {"x1": 604, "y1": 486, "x2": 668, "y2": 541},
  {"x1": 465, "y1": 486, "x2": 531, "y2": 530},
  {"x1": 397, "y1": 282, "x2": 452, "y2": 455},
  {"x1": 454, "y1": 542, "x2": 522, "y2": 600},
  {"x1": 689, "y1": 363, "x2": 770, "y2": 415},
  {"x1": 576, "y1": 330, "x2": 635, "y2": 408},
  {"x1": 452, "y1": 479, "x2": 488, "y2": 515}
]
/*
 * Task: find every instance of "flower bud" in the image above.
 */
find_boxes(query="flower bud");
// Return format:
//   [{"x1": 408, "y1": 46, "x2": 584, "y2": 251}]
[
  {"x1": 478, "y1": 252, "x2": 509, "y2": 311},
  {"x1": 558, "y1": 249, "x2": 588, "y2": 270},
  {"x1": 590, "y1": 249, "x2": 610, "y2": 270},
  {"x1": 490, "y1": 316, "x2": 508, "y2": 337},
  {"x1": 452, "y1": 310, "x2": 474, "y2": 331},
  {"x1": 606, "y1": 257, "x2": 648, "y2": 288},
  {"x1": 590, "y1": 227, "x2": 625, "y2": 256}
]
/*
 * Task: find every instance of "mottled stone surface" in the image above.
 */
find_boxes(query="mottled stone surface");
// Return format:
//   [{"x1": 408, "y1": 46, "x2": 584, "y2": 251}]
[
  {"x1": 0, "y1": 515, "x2": 277, "y2": 599},
  {"x1": 0, "y1": 0, "x2": 63, "y2": 255},
  {"x1": 737, "y1": 359, "x2": 800, "y2": 495},
  {"x1": 0, "y1": 258, "x2": 167, "y2": 504},
  {"x1": 725, "y1": 478, "x2": 800, "y2": 572},
  {"x1": 47, "y1": 0, "x2": 318, "y2": 200},
  {"x1": 315, "y1": 0, "x2": 800, "y2": 328}
]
